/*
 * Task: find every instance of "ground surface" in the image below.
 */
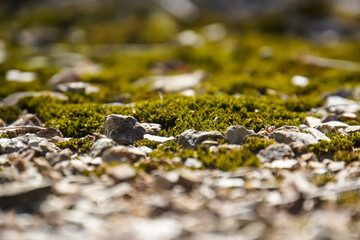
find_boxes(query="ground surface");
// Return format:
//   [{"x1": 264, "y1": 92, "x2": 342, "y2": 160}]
[{"x1": 1, "y1": 1, "x2": 360, "y2": 239}]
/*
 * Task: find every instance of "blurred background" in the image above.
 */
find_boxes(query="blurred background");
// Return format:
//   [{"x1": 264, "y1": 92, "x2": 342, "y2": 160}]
[{"x1": 0, "y1": 0, "x2": 360, "y2": 105}]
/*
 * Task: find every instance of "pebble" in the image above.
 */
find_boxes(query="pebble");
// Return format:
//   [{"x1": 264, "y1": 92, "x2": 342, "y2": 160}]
[
  {"x1": 291, "y1": 75, "x2": 309, "y2": 87},
  {"x1": 176, "y1": 129, "x2": 223, "y2": 149},
  {"x1": 257, "y1": 143, "x2": 295, "y2": 162},
  {"x1": 308, "y1": 127, "x2": 331, "y2": 141},
  {"x1": 184, "y1": 158, "x2": 203, "y2": 169},
  {"x1": 90, "y1": 138, "x2": 114, "y2": 157},
  {"x1": 102, "y1": 146, "x2": 147, "y2": 163},
  {"x1": 107, "y1": 164, "x2": 137, "y2": 183},
  {"x1": 140, "y1": 123, "x2": 162, "y2": 135},
  {"x1": 101, "y1": 114, "x2": 146, "y2": 144},
  {"x1": 269, "y1": 130, "x2": 318, "y2": 145},
  {"x1": 224, "y1": 125, "x2": 255, "y2": 144}
]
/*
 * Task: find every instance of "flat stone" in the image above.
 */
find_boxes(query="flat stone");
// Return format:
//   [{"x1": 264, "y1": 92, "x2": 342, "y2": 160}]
[
  {"x1": 0, "y1": 119, "x2": 5, "y2": 127},
  {"x1": 36, "y1": 127, "x2": 63, "y2": 139},
  {"x1": 326, "y1": 96, "x2": 360, "y2": 113},
  {"x1": 304, "y1": 116, "x2": 322, "y2": 128},
  {"x1": 135, "y1": 70, "x2": 207, "y2": 93},
  {"x1": 102, "y1": 146, "x2": 147, "y2": 163},
  {"x1": 178, "y1": 170, "x2": 202, "y2": 189},
  {"x1": 101, "y1": 114, "x2": 146, "y2": 144},
  {"x1": 291, "y1": 75, "x2": 309, "y2": 87},
  {"x1": 269, "y1": 130, "x2": 318, "y2": 145},
  {"x1": 6, "y1": 69, "x2": 36, "y2": 83},
  {"x1": 214, "y1": 178, "x2": 245, "y2": 188},
  {"x1": 184, "y1": 158, "x2": 203, "y2": 169},
  {"x1": 224, "y1": 125, "x2": 255, "y2": 144},
  {"x1": 143, "y1": 134, "x2": 174, "y2": 143},
  {"x1": 308, "y1": 128, "x2": 331, "y2": 142},
  {"x1": 107, "y1": 164, "x2": 137, "y2": 183},
  {"x1": 140, "y1": 123, "x2": 162, "y2": 135},
  {"x1": 0, "y1": 180, "x2": 53, "y2": 209},
  {"x1": 154, "y1": 171, "x2": 179, "y2": 189},
  {"x1": 10, "y1": 114, "x2": 42, "y2": 126},
  {"x1": 0, "y1": 91, "x2": 68, "y2": 107},
  {"x1": 176, "y1": 129, "x2": 223, "y2": 149},
  {"x1": 344, "y1": 125, "x2": 360, "y2": 134},
  {"x1": 90, "y1": 138, "x2": 114, "y2": 157},
  {"x1": 257, "y1": 143, "x2": 295, "y2": 162},
  {"x1": 327, "y1": 161, "x2": 345, "y2": 172},
  {"x1": 55, "y1": 82, "x2": 99, "y2": 94},
  {"x1": 267, "y1": 159, "x2": 298, "y2": 169}
]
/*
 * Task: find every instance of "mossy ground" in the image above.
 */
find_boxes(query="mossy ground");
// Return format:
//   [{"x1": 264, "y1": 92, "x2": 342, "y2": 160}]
[{"x1": 2, "y1": 3, "x2": 360, "y2": 172}]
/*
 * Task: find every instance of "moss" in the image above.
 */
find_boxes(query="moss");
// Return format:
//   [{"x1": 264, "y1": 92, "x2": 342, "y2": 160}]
[
  {"x1": 337, "y1": 191, "x2": 360, "y2": 205},
  {"x1": 55, "y1": 137, "x2": 93, "y2": 153},
  {"x1": 313, "y1": 173, "x2": 337, "y2": 187},
  {"x1": 334, "y1": 150, "x2": 360, "y2": 162},
  {"x1": 309, "y1": 136, "x2": 354, "y2": 160},
  {"x1": 243, "y1": 137, "x2": 275, "y2": 153},
  {"x1": 133, "y1": 139, "x2": 159, "y2": 148},
  {"x1": 19, "y1": 94, "x2": 307, "y2": 138},
  {"x1": 150, "y1": 141, "x2": 259, "y2": 171},
  {"x1": 0, "y1": 133, "x2": 9, "y2": 138},
  {"x1": 0, "y1": 106, "x2": 21, "y2": 123}
]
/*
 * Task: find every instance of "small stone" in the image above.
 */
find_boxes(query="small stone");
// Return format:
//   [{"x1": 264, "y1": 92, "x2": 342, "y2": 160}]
[
  {"x1": 140, "y1": 123, "x2": 162, "y2": 135},
  {"x1": 10, "y1": 114, "x2": 42, "y2": 126},
  {"x1": 200, "y1": 140, "x2": 219, "y2": 148},
  {"x1": 6, "y1": 69, "x2": 36, "y2": 83},
  {"x1": 48, "y1": 68, "x2": 81, "y2": 86},
  {"x1": 45, "y1": 148, "x2": 71, "y2": 165},
  {"x1": 307, "y1": 161, "x2": 326, "y2": 170},
  {"x1": 101, "y1": 114, "x2": 146, "y2": 144},
  {"x1": 321, "y1": 113, "x2": 338, "y2": 123},
  {"x1": 257, "y1": 143, "x2": 295, "y2": 162},
  {"x1": 304, "y1": 116, "x2": 322, "y2": 128},
  {"x1": 102, "y1": 146, "x2": 147, "y2": 163},
  {"x1": 214, "y1": 178, "x2": 245, "y2": 188},
  {"x1": 327, "y1": 161, "x2": 345, "y2": 172},
  {"x1": 55, "y1": 82, "x2": 99, "y2": 94},
  {"x1": 267, "y1": 159, "x2": 298, "y2": 169},
  {"x1": 291, "y1": 75, "x2": 309, "y2": 87},
  {"x1": 176, "y1": 129, "x2": 223, "y2": 149},
  {"x1": 320, "y1": 121, "x2": 349, "y2": 129},
  {"x1": 143, "y1": 134, "x2": 174, "y2": 143},
  {"x1": 1, "y1": 91, "x2": 68, "y2": 107},
  {"x1": 339, "y1": 112, "x2": 358, "y2": 120},
  {"x1": 289, "y1": 141, "x2": 308, "y2": 156},
  {"x1": 178, "y1": 170, "x2": 202, "y2": 189},
  {"x1": 0, "y1": 119, "x2": 5, "y2": 127},
  {"x1": 90, "y1": 138, "x2": 114, "y2": 157},
  {"x1": 344, "y1": 125, "x2": 360, "y2": 134},
  {"x1": 36, "y1": 127, "x2": 63, "y2": 138},
  {"x1": 308, "y1": 127, "x2": 331, "y2": 142},
  {"x1": 298, "y1": 152, "x2": 318, "y2": 162},
  {"x1": 224, "y1": 125, "x2": 255, "y2": 144},
  {"x1": 107, "y1": 164, "x2": 137, "y2": 183},
  {"x1": 184, "y1": 158, "x2": 203, "y2": 169},
  {"x1": 326, "y1": 95, "x2": 360, "y2": 113},
  {"x1": 154, "y1": 171, "x2": 179, "y2": 189},
  {"x1": 269, "y1": 130, "x2": 318, "y2": 145}
]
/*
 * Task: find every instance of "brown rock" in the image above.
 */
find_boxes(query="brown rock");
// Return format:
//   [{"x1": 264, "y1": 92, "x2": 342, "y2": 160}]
[
  {"x1": 11, "y1": 114, "x2": 42, "y2": 126},
  {"x1": 36, "y1": 127, "x2": 63, "y2": 138}
]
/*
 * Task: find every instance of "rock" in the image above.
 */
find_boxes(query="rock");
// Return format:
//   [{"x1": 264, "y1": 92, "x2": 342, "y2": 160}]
[
  {"x1": 315, "y1": 121, "x2": 349, "y2": 134},
  {"x1": 267, "y1": 159, "x2": 298, "y2": 169},
  {"x1": 140, "y1": 123, "x2": 162, "y2": 135},
  {"x1": 6, "y1": 69, "x2": 36, "y2": 83},
  {"x1": 257, "y1": 143, "x2": 295, "y2": 162},
  {"x1": 90, "y1": 138, "x2": 114, "y2": 158},
  {"x1": 0, "y1": 126, "x2": 44, "y2": 138},
  {"x1": 36, "y1": 127, "x2": 63, "y2": 139},
  {"x1": 178, "y1": 170, "x2": 202, "y2": 189},
  {"x1": 55, "y1": 82, "x2": 99, "y2": 94},
  {"x1": 0, "y1": 119, "x2": 5, "y2": 127},
  {"x1": 298, "y1": 152, "x2": 318, "y2": 162},
  {"x1": 200, "y1": 140, "x2": 219, "y2": 148},
  {"x1": 214, "y1": 178, "x2": 244, "y2": 188},
  {"x1": 304, "y1": 116, "x2": 322, "y2": 128},
  {"x1": 327, "y1": 161, "x2": 345, "y2": 172},
  {"x1": 10, "y1": 114, "x2": 42, "y2": 126},
  {"x1": 0, "y1": 134, "x2": 56, "y2": 154},
  {"x1": 101, "y1": 114, "x2": 146, "y2": 144},
  {"x1": 344, "y1": 125, "x2": 360, "y2": 134},
  {"x1": 184, "y1": 158, "x2": 203, "y2": 169},
  {"x1": 269, "y1": 130, "x2": 318, "y2": 145},
  {"x1": 325, "y1": 96, "x2": 360, "y2": 113},
  {"x1": 321, "y1": 113, "x2": 338, "y2": 123},
  {"x1": 339, "y1": 112, "x2": 358, "y2": 120},
  {"x1": 45, "y1": 148, "x2": 71, "y2": 165},
  {"x1": 308, "y1": 128, "x2": 331, "y2": 142},
  {"x1": 154, "y1": 171, "x2": 179, "y2": 189},
  {"x1": 0, "y1": 180, "x2": 53, "y2": 209},
  {"x1": 224, "y1": 125, "x2": 255, "y2": 144},
  {"x1": 143, "y1": 134, "x2": 174, "y2": 143},
  {"x1": 135, "y1": 70, "x2": 208, "y2": 93},
  {"x1": 176, "y1": 129, "x2": 223, "y2": 149},
  {"x1": 0, "y1": 91, "x2": 68, "y2": 107},
  {"x1": 291, "y1": 75, "x2": 309, "y2": 87},
  {"x1": 107, "y1": 164, "x2": 137, "y2": 183},
  {"x1": 48, "y1": 68, "x2": 81, "y2": 86},
  {"x1": 289, "y1": 142, "x2": 308, "y2": 156},
  {"x1": 102, "y1": 146, "x2": 147, "y2": 163},
  {"x1": 129, "y1": 218, "x2": 183, "y2": 240}
]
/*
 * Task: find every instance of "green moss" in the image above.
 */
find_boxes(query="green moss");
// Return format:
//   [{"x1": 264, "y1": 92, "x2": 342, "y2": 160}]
[
  {"x1": 314, "y1": 173, "x2": 337, "y2": 187},
  {"x1": 133, "y1": 139, "x2": 159, "y2": 148},
  {"x1": 309, "y1": 136, "x2": 354, "y2": 160},
  {"x1": 19, "y1": 94, "x2": 307, "y2": 138},
  {"x1": 0, "y1": 133, "x2": 9, "y2": 138},
  {"x1": 55, "y1": 137, "x2": 93, "y2": 153},
  {"x1": 337, "y1": 191, "x2": 360, "y2": 205},
  {"x1": 0, "y1": 106, "x2": 21, "y2": 123},
  {"x1": 334, "y1": 150, "x2": 360, "y2": 162},
  {"x1": 243, "y1": 137, "x2": 275, "y2": 153}
]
